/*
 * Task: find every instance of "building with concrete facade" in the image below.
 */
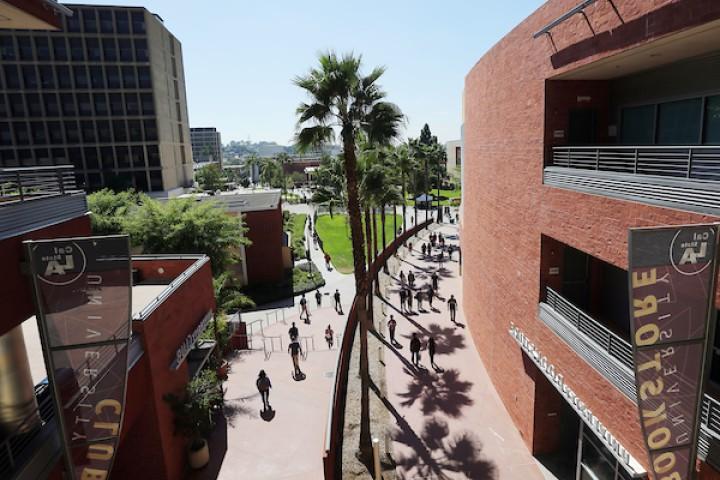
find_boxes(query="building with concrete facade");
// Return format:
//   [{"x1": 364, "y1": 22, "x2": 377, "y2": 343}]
[
  {"x1": 190, "y1": 126, "x2": 222, "y2": 166},
  {"x1": 0, "y1": 4, "x2": 193, "y2": 194},
  {"x1": 463, "y1": 1, "x2": 720, "y2": 479},
  {"x1": 445, "y1": 139, "x2": 461, "y2": 175}
]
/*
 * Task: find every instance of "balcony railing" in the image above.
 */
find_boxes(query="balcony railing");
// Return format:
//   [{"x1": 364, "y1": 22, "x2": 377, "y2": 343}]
[
  {"x1": 551, "y1": 145, "x2": 720, "y2": 182},
  {"x1": 0, "y1": 165, "x2": 80, "y2": 205},
  {"x1": 541, "y1": 286, "x2": 720, "y2": 458}
]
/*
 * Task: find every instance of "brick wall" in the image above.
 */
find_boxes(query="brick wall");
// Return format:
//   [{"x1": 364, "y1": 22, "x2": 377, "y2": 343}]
[
  {"x1": 244, "y1": 205, "x2": 285, "y2": 285},
  {"x1": 463, "y1": 0, "x2": 720, "y2": 473}
]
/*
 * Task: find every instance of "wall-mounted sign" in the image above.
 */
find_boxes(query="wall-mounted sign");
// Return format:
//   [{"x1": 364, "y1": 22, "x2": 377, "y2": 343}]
[
  {"x1": 509, "y1": 324, "x2": 646, "y2": 476},
  {"x1": 577, "y1": 95, "x2": 592, "y2": 102},
  {"x1": 549, "y1": 267, "x2": 560, "y2": 275},
  {"x1": 628, "y1": 225, "x2": 719, "y2": 480},
  {"x1": 171, "y1": 310, "x2": 212, "y2": 370},
  {"x1": 553, "y1": 129, "x2": 565, "y2": 139},
  {"x1": 25, "y1": 235, "x2": 132, "y2": 480}
]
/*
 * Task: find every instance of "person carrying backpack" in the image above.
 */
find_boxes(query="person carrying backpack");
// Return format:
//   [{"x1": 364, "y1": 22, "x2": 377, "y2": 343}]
[{"x1": 256, "y1": 370, "x2": 272, "y2": 411}]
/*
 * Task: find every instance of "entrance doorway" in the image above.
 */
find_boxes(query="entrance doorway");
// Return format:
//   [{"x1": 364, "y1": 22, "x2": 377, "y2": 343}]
[{"x1": 568, "y1": 108, "x2": 598, "y2": 145}]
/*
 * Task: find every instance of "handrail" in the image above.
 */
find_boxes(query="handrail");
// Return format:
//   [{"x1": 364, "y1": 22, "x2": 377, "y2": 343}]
[
  {"x1": 322, "y1": 218, "x2": 433, "y2": 480},
  {"x1": 0, "y1": 165, "x2": 80, "y2": 205}
]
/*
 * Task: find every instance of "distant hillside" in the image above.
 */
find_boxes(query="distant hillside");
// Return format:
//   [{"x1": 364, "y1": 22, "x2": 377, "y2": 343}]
[{"x1": 223, "y1": 140, "x2": 340, "y2": 161}]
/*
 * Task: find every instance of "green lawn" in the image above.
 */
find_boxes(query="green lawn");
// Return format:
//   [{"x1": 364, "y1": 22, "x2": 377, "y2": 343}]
[
  {"x1": 286, "y1": 213, "x2": 307, "y2": 258},
  {"x1": 315, "y1": 213, "x2": 402, "y2": 274},
  {"x1": 405, "y1": 188, "x2": 461, "y2": 206}
]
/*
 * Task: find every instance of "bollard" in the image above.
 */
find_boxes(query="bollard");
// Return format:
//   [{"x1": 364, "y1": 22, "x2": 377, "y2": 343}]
[{"x1": 372, "y1": 437, "x2": 381, "y2": 480}]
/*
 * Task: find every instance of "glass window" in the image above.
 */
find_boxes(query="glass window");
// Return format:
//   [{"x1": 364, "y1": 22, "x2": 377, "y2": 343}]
[
  {"x1": 0, "y1": 36, "x2": 16, "y2": 61},
  {"x1": 81, "y1": 121, "x2": 96, "y2": 143},
  {"x1": 48, "y1": 121, "x2": 63, "y2": 143},
  {"x1": 44, "y1": 94, "x2": 60, "y2": 116},
  {"x1": 133, "y1": 171, "x2": 147, "y2": 191},
  {"x1": 0, "y1": 96, "x2": 8, "y2": 118},
  {"x1": 56, "y1": 66, "x2": 72, "y2": 89},
  {"x1": 66, "y1": 11, "x2": 81, "y2": 32},
  {"x1": 118, "y1": 38, "x2": 133, "y2": 62},
  {"x1": 109, "y1": 93, "x2": 124, "y2": 115},
  {"x1": 100, "y1": 146, "x2": 115, "y2": 168},
  {"x1": 73, "y1": 66, "x2": 88, "y2": 89},
  {"x1": 84, "y1": 147, "x2": 100, "y2": 169},
  {"x1": 0, "y1": 122, "x2": 11, "y2": 144},
  {"x1": 133, "y1": 145, "x2": 147, "y2": 167},
  {"x1": 51, "y1": 148, "x2": 67, "y2": 164},
  {"x1": 89, "y1": 66, "x2": 105, "y2": 88},
  {"x1": 9, "y1": 94, "x2": 25, "y2": 117},
  {"x1": 128, "y1": 119, "x2": 142, "y2": 141},
  {"x1": 144, "y1": 119, "x2": 157, "y2": 141},
  {"x1": 26, "y1": 94, "x2": 43, "y2": 117},
  {"x1": 102, "y1": 38, "x2": 117, "y2": 62},
  {"x1": 115, "y1": 10, "x2": 130, "y2": 34},
  {"x1": 122, "y1": 67, "x2": 137, "y2": 88},
  {"x1": 1, "y1": 149, "x2": 18, "y2": 167},
  {"x1": 580, "y1": 433, "x2": 617, "y2": 480},
  {"x1": 22, "y1": 66, "x2": 38, "y2": 90},
  {"x1": 99, "y1": 10, "x2": 114, "y2": 33},
  {"x1": 704, "y1": 96, "x2": 720, "y2": 144},
  {"x1": 97, "y1": 120, "x2": 112, "y2": 142},
  {"x1": 69, "y1": 38, "x2": 84, "y2": 61},
  {"x1": 106, "y1": 66, "x2": 121, "y2": 89},
  {"x1": 77, "y1": 94, "x2": 92, "y2": 116},
  {"x1": 82, "y1": 9, "x2": 98, "y2": 33},
  {"x1": 39, "y1": 66, "x2": 55, "y2": 89},
  {"x1": 113, "y1": 120, "x2": 127, "y2": 142},
  {"x1": 52, "y1": 37, "x2": 67, "y2": 61},
  {"x1": 138, "y1": 67, "x2": 151, "y2": 89},
  {"x1": 125, "y1": 93, "x2": 139, "y2": 115},
  {"x1": 93, "y1": 93, "x2": 108, "y2": 116},
  {"x1": 86, "y1": 37, "x2": 101, "y2": 62},
  {"x1": 13, "y1": 122, "x2": 29, "y2": 145},
  {"x1": 620, "y1": 105, "x2": 655, "y2": 145},
  {"x1": 116, "y1": 146, "x2": 130, "y2": 167},
  {"x1": 64, "y1": 120, "x2": 80, "y2": 143},
  {"x1": 149, "y1": 170, "x2": 163, "y2": 191},
  {"x1": 657, "y1": 98, "x2": 702, "y2": 144},
  {"x1": 17, "y1": 149, "x2": 32, "y2": 166},
  {"x1": 34, "y1": 37, "x2": 50, "y2": 61},
  {"x1": 131, "y1": 11, "x2": 146, "y2": 34},
  {"x1": 69, "y1": 150, "x2": 84, "y2": 174},
  {"x1": 147, "y1": 144, "x2": 159, "y2": 167},
  {"x1": 35, "y1": 148, "x2": 51, "y2": 165},
  {"x1": 61, "y1": 94, "x2": 77, "y2": 116},
  {"x1": 140, "y1": 94, "x2": 154, "y2": 115},
  {"x1": 134, "y1": 38, "x2": 148, "y2": 62},
  {"x1": 3, "y1": 65, "x2": 20, "y2": 89},
  {"x1": 17, "y1": 36, "x2": 32, "y2": 60}
]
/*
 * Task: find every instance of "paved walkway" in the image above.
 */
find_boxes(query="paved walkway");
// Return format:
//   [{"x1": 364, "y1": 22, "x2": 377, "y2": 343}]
[{"x1": 380, "y1": 223, "x2": 544, "y2": 480}]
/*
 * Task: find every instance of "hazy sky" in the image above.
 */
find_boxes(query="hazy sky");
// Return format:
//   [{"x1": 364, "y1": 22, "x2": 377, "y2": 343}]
[{"x1": 87, "y1": 0, "x2": 545, "y2": 145}]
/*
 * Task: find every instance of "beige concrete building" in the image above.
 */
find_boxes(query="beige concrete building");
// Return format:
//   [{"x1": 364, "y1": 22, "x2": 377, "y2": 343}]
[
  {"x1": 445, "y1": 139, "x2": 461, "y2": 175},
  {"x1": 0, "y1": 4, "x2": 193, "y2": 194}
]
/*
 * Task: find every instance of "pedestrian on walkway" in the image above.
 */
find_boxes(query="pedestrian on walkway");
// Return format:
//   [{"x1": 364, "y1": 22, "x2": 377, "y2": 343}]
[
  {"x1": 408, "y1": 271, "x2": 415, "y2": 289},
  {"x1": 399, "y1": 288, "x2": 406, "y2": 312},
  {"x1": 431, "y1": 271, "x2": 439, "y2": 290},
  {"x1": 324, "y1": 253, "x2": 332, "y2": 270},
  {"x1": 408, "y1": 241, "x2": 413, "y2": 252},
  {"x1": 288, "y1": 322, "x2": 299, "y2": 341},
  {"x1": 406, "y1": 287, "x2": 413, "y2": 311},
  {"x1": 428, "y1": 337, "x2": 437, "y2": 368},
  {"x1": 415, "y1": 290, "x2": 423, "y2": 310},
  {"x1": 421, "y1": 243, "x2": 427, "y2": 257},
  {"x1": 315, "y1": 289, "x2": 322, "y2": 307},
  {"x1": 399, "y1": 270, "x2": 406, "y2": 286},
  {"x1": 447, "y1": 294, "x2": 458, "y2": 323},
  {"x1": 410, "y1": 333, "x2": 421, "y2": 366},
  {"x1": 256, "y1": 370, "x2": 272, "y2": 411},
  {"x1": 438, "y1": 249, "x2": 444, "y2": 264},
  {"x1": 334, "y1": 289, "x2": 342, "y2": 314},
  {"x1": 299, "y1": 294, "x2": 310, "y2": 323},
  {"x1": 388, "y1": 315, "x2": 397, "y2": 344},
  {"x1": 288, "y1": 339, "x2": 303, "y2": 377},
  {"x1": 427, "y1": 285, "x2": 435, "y2": 309},
  {"x1": 325, "y1": 325, "x2": 334, "y2": 349}
]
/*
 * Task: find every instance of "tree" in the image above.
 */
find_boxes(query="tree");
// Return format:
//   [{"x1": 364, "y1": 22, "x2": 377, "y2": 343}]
[
  {"x1": 312, "y1": 154, "x2": 346, "y2": 217},
  {"x1": 419, "y1": 123, "x2": 437, "y2": 146},
  {"x1": 87, "y1": 188, "x2": 144, "y2": 235},
  {"x1": 196, "y1": 163, "x2": 225, "y2": 192},
  {"x1": 391, "y1": 144, "x2": 414, "y2": 233},
  {"x1": 124, "y1": 197, "x2": 248, "y2": 274},
  {"x1": 294, "y1": 51, "x2": 403, "y2": 462}
]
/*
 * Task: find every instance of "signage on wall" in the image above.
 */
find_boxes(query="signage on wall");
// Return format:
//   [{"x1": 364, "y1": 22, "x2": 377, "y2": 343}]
[
  {"x1": 628, "y1": 225, "x2": 720, "y2": 480},
  {"x1": 25, "y1": 235, "x2": 132, "y2": 480},
  {"x1": 171, "y1": 310, "x2": 212, "y2": 370}
]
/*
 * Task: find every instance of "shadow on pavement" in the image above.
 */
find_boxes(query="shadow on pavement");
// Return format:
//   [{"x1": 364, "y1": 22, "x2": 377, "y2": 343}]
[{"x1": 397, "y1": 368, "x2": 473, "y2": 418}]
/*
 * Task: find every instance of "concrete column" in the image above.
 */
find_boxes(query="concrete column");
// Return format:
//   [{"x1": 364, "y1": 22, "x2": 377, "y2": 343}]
[{"x1": 0, "y1": 323, "x2": 40, "y2": 435}]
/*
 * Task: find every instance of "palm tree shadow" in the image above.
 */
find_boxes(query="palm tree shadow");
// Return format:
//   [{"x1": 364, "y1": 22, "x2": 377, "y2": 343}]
[{"x1": 397, "y1": 367, "x2": 473, "y2": 418}]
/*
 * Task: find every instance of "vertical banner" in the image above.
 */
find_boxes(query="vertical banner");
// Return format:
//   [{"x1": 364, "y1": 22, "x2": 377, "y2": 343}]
[
  {"x1": 25, "y1": 235, "x2": 132, "y2": 480},
  {"x1": 629, "y1": 225, "x2": 719, "y2": 480}
]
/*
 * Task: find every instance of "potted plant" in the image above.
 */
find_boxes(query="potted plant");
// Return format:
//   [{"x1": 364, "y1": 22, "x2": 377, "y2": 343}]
[{"x1": 163, "y1": 370, "x2": 222, "y2": 469}]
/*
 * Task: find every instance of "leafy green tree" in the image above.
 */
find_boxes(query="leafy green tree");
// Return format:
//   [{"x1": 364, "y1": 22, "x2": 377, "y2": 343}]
[
  {"x1": 87, "y1": 188, "x2": 144, "y2": 235},
  {"x1": 419, "y1": 123, "x2": 437, "y2": 145},
  {"x1": 213, "y1": 271, "x2": 256, "y2": 313},
  {"x1": 312, "y1": 154, "x2": 346, "y2": 217},
  {"x1": 125, "y1": 198, "x2": 248, "y2": 274},
  {"x1": 195, "y1": 163, "x2": 225, "y2": 192},
  {"x1": 294, "y1": 51, "x2": 403, "y2": 460}
]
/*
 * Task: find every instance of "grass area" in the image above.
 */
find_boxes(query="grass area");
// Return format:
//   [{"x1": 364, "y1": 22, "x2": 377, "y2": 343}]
[
  {"x1": 282, "y1": 192, "x2": 304, "y2": 204},
  {"x1": 315, "y1": 213, "x2": 402, "y2": 274},
  {"x1": 285, "y1": 213, "x2": 307, "y2": 258},
  {"x1": 406, "y1": 188, "x2": 461, "y2": 206},
  {"x1": 292, "y1": 262, "x2": 325, "y2": 294}
]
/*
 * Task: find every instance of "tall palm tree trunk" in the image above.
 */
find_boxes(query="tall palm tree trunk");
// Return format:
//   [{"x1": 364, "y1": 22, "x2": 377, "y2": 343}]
[
  {"x1": 381, "y1": 205, "x2": 387, "y2": 249},
  {"x1": 393, "y1": 204, "x2": 397, "y2": 241},
  {"x1": 402, "y1": 181, "x2": 407, "y2": 233},
  {"x1": 341, "y1": 138, "x2": 371, "y2": 459},
  {"x1": 372, "y1": 207, "x2": 379, "y2": 261}
]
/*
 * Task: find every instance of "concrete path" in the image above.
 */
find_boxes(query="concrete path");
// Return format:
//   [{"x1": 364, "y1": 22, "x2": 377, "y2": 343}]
[{"x1": 380, "y1": 223, "x2": 544, "y2": 480}]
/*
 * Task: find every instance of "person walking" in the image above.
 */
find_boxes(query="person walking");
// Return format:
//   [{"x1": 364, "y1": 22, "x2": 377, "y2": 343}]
[
  {"x1": 399, "y1": 288, "x2": 406, "y2": 312},
  {"x1": 324, "y1": 253, "x2": 332, "y2": 270},
  {"x1": 408, "y1": 271, "x2": 415, "y2": 289},
  {"x1": 256, "y1": 370, "x2": 272, "y2": 411},
  {"x1": 315, "y1": 289, "x2": 322, "y2": 307},
  {"x1": 415, "y1": 290, "x2": 423, "y2": 311},
  {"x1": 410, "y1": 333, "x2": 421, "y2": 366},
  {"x1": 408, "y1": 241, "x2": 413, "y2": 252},
  {"x1": 387, "y1": 315, "x2": 397, "y2": 344},
  {"x1": 431, "y1": 271, "x2": 439, "y2": 290},
  {"x1": 428, "y1": 337, "x2": 437, "y2": 368},
  {"x1": 448, "y1": 294, "x2": 458, "y2": 323},
  {"x1": 288, "y1": 339, "x2": 303, "y2": 377},
  {"x1": 333, "y1": 289, "x2": 342, "y2": 314},
  {"x1": 406, "y1": 287, "x2": 413, "y2": 311},
  {"x1": 325, "y1": 325, "x2": 334, "y2": 349},
  {"x1": 288, "y1": 322, "x2": 299, "y2": 341},
  {"x1": 299, "y1": 293, "x2": 310, "y2": 323},
  {"x1": 399, "y1": 270, "x2": 406, "y2": 286},
  {"x1": 427, "y1": 285, "x2": 435, "y2": 309},
  {"x1": 421, "y1": 243, "x2": 427, "y2": 257}
]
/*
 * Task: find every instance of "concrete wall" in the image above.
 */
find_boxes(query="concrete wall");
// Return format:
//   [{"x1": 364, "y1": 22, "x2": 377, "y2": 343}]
[
  {"x1": 244, "y1": 205, "x2": 286, "y2": 285},
  {"x1": 463, "y1": 0, "x2": 720, "y2": 475}
]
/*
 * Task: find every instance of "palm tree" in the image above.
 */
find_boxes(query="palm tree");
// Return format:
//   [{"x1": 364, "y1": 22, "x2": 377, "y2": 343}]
[
  {"x1": 392, "y1": 144, "x2": 414, "y2": 231},
  {"x1": 312, "y1": 154, "x2": 346, "y2": 217},
  {"x1": 294, "y1": 52, "x2": 403, "y2": 462},
  {"x1": 245, "y1": 154, "x2": 262, "y2": 186}
]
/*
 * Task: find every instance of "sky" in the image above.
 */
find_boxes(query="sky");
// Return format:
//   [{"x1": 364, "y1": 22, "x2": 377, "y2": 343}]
[{"x1": 89, "y1": 0, "x2": 545, "y2": 145}]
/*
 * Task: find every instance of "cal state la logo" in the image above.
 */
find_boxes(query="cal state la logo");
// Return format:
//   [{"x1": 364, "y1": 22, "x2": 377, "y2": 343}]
[
  {"x1": 35, "y1": 242, "x2": 87, "y2": 286},
  {"x1": 670, "y1": 227, "x2": 716, "y2": 276}
]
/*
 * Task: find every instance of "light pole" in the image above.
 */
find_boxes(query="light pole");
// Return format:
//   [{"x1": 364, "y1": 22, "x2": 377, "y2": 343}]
[{"x1": 436, "y1": 151, "x2": 442, "y2": 223}]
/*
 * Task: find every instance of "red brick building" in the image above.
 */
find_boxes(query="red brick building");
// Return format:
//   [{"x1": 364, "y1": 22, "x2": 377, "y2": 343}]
[{"x1": 463, "y1": 1, "x2": 720, "y2": 479}]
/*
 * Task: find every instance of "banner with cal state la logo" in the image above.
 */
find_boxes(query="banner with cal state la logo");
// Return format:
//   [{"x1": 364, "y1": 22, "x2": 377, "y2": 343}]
[
  {"x1": 24, "y1": 235, "x2": 131, "y2": 480},
  {"x1": 628, "y1": 225, "x2": 719, "y2": 480}
]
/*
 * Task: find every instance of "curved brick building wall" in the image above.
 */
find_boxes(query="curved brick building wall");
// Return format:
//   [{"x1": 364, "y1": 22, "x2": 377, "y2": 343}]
[{"x1": 463, "y1": 0, "x2": 720, "y2": 475}]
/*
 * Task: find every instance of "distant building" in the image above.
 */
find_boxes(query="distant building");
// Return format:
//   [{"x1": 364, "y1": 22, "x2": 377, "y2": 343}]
[
  {"x1": 0, "y1": 0, "x2": 70, "y2": 30},
  {"x1": 0, "y1": 4, "x2": 194, "y2": 195},
  {"x1": 190, "y1": 127, "x2": 222, "y2": 166},
  {"x1": 445, "y1": 139, "x2": 461, "y2": 175}
]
